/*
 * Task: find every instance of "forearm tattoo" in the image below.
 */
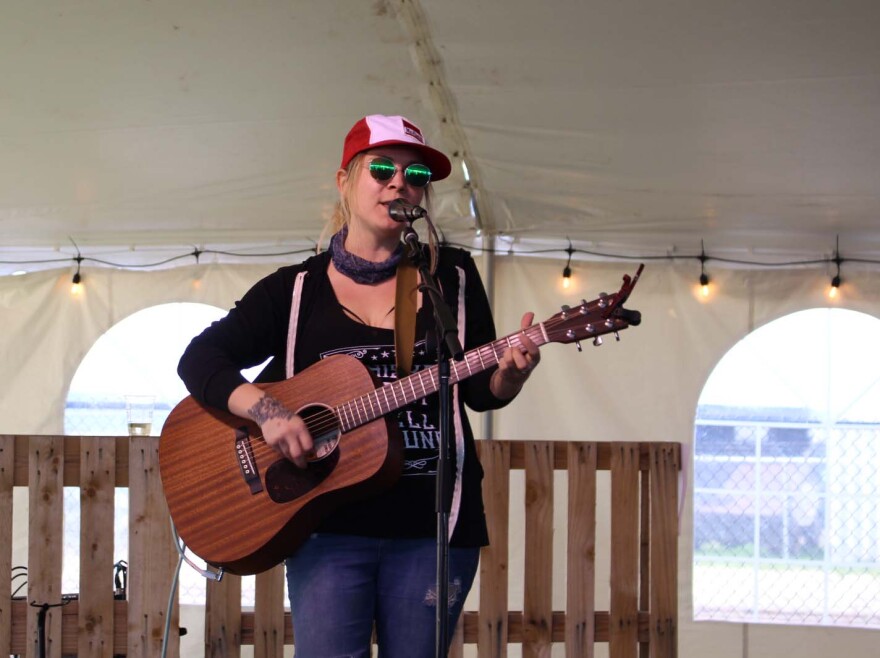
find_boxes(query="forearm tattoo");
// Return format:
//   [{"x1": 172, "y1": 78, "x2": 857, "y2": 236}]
[{"x1": 247, "y1": 395, "x2": 294, "y2": 425}]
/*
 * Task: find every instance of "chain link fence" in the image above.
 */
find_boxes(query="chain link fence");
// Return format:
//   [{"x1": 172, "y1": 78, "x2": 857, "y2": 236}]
[{"x1": 693, "y1": 412, "x2": 880, "y2": 628}]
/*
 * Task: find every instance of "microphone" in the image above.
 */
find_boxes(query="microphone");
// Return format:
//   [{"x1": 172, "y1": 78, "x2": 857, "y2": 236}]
[{"x1": 388, "y1": 199, "x2": 428, "y2": 222}]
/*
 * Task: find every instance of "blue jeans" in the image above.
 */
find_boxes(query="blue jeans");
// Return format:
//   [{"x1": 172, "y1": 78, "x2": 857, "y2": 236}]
[{"x1": 285, "y1": 534, "x2": 480, "y2": 658}]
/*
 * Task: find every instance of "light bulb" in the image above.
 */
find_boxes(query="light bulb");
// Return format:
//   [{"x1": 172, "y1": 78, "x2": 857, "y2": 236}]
[
  {"x1": 562, "y1": 265, "x2": 572, "y2": 289},
  {"x1": 828, "y1": 274, "x2": 841, "y2": 299},
  {"x1": 699, "y1": 272, "x2": 710, "y2": 297},
  {"x1": 71, "y1": 271, "x2": 83, "y2": 295}
]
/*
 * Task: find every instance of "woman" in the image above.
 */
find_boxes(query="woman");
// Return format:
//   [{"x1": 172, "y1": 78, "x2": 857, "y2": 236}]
[{"x1": 177, "y1": 114, "x2": 540, "y2": 657}]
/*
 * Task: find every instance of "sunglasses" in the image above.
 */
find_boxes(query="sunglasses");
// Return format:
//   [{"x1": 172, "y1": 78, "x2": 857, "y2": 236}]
[{"x1": 368, "y1": 157, "x2": 432, "y2": 188}]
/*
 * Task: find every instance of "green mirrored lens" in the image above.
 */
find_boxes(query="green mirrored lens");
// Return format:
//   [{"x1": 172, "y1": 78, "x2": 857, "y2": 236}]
[
  {"x1": 404, "y1": 164, "x2": 431, "y2": 187},
  {"x1": 369, "y1": 158, "x2": 396, "y2": 181}
]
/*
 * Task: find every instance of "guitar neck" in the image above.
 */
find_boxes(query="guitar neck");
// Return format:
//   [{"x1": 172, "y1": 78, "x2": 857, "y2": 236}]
[{"x1": 335, "y1": 323, "x2": 549, "y2": 432}]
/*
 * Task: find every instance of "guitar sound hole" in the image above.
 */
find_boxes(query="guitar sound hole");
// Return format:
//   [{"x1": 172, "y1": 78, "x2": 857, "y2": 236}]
[
  {"x1": 299, "y1": 403, "x2": 341, "y2": 462},
  {"x1": 264, "y1": 403, "x2": 341, "y2": 504}
]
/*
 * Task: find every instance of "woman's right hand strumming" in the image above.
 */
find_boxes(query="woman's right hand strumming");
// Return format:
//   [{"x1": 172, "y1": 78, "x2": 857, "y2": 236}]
[{"x1": 228, "y1": 384, "x2": 315, "y2": 468}]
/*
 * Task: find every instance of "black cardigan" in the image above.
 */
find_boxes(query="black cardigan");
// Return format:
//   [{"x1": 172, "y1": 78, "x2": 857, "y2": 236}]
[{"x1": 177, "y1": 246, "x2": 511, "y2": 546}]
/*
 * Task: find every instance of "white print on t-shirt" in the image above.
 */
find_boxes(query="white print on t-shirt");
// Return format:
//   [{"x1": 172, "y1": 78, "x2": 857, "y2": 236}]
[{"x1": 319, "y1": 340, "x2": 441, "y2": 477}]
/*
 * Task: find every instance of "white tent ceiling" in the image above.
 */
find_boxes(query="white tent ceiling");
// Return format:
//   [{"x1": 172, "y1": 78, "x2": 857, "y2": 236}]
[{"x1": 2, "y1": 0, "x2": 879, "y2": 275}]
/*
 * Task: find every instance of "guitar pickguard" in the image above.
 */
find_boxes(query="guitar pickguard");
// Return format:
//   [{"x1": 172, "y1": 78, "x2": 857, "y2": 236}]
[{"x1": 265, "y1": 450, "x2": 340, "y2": 503}]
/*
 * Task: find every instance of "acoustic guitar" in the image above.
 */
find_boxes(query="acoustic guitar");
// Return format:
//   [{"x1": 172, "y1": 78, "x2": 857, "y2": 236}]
[{"x1": 158, "y1": 265, "x2": 643, "y2": 575}]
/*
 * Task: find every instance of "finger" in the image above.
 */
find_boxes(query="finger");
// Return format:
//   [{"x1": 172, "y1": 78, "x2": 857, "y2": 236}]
[
  {"x1": 518, "y1": 332, "x2": 539, "y2": 354},
  {"x1": 507, "y1": 349, "x2": 529, "y2": 373},
  {"x1": 518, "y1": 312, "x2": 540, "y2": 354},
  {"x1": 286, "y1": 438, "x2": 309, "y2": 469},
  {"x1": 501, "y1": 348, "x2": 531, "y2": 377}
]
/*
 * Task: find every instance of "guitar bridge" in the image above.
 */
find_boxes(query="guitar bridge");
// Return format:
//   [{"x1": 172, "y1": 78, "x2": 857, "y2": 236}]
[{"x1": 235, "y1": 426, "x2": 264, "y2": 495}]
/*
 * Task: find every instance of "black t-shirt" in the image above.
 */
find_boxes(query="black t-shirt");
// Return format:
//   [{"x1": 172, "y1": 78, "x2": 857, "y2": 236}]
[{"x1": 295, "y1": 273, "x2": 459, "y2": 541}]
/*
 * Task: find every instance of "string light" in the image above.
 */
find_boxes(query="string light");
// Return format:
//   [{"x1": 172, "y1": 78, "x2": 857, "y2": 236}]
[
  {"x1": 699, "y1": 240, "x2": 710, "y2": 297},
  {"x1": 1, "y1": 237, "x2": 876, "y2": 291},
  {"x1": 829, "y1": 273, "x2": 841, "y2": 299},
  {"x1": 829, "y1": 236, "x2": 842, "y2": 299},
  {"x1": 68, "y1": 238, "x2": 84, "y2": 295},
  {"x1": 562, "y1": 240, "x2": 574, "y2": 289},
  {"x1": 71, "y1": 257, "x2": 84, "y2": 296}
]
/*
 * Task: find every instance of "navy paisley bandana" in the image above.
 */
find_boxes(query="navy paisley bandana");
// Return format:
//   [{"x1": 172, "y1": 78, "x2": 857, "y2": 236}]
[{"x1": 329, "y1": 225, "x2": 403, "y2": 284}]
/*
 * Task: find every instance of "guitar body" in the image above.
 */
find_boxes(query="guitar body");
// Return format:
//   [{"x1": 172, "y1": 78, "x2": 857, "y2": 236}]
[{"x1": 159, "y1": 354, "x2": 403, "y2": 575}]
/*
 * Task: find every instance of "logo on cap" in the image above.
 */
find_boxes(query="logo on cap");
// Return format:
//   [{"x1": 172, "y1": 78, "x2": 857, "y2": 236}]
[{"x1": 402, "y1": 119, "x2": 425, "y2": 144}]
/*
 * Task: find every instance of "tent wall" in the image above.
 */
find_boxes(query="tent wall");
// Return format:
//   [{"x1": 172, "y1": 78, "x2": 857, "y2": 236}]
[{"x1": 1, "y1": 258, "x2": 879, "y2": 657}]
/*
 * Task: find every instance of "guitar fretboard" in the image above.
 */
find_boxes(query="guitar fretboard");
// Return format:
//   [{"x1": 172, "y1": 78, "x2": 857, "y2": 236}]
[{"x1": 334, "y1": 323, "x2": 549, "y2": 432}]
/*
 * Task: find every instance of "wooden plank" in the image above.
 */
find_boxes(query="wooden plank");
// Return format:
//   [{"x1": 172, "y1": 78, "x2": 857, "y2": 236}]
[
  {"x1": 205, "y1": 574, "x2": 243, "y2": 658},
  {"x1": 10, "y1": 599, "x2": 128, "y2": 654},
  {"x1": 70, "y1": 436, "x2": 131, "y2": 487},
  {"x1": 523, "y1": 441, "x2": 554, "y2": 658},
  {"x1": 566, "y1": 442, "x2": 596, "y2": 658},
  {"x1": 505, "y1": 441, "x2": 657, "y2": 473},
  {"x1": 459, "y1": 610, "x2": 654, "y2": 644},
  {"x1": 128, "y1": 436, "x2": 179, "y2": 658},
  {"x1": 649, "y1": 444, "x2": 679, "y2": 658},
  {"x1": 239, "y1": 610, "x2": 293, "y2": 645},
  {"x1": 0, "y1": 435, "x2": 14, "y2": 656},
  {"x1": 78, "y1": 437, "x2": 117, "y2": 658},
  {"x1": 26, "y1": 436, "x2": 65, "y2": 658},
  {"x1": 640, "y1": 464, "x2": 650, "y2": 658},
  {"x1": 477, "y1": 439, "x2": 510, "y2": 658},
  {"x1": 9, "y1": 436, "x2": 652, "y2": 482},
  {"x1": 609, "y1": 442, "x2": 640, "y2": 658},
  {"x1": 12, "y1": 435, "x2": 132, "y2": 487},
  {"x1": 448, "y1": 613, "x2": 465, "y2": 658},
  {"x1": 13, "y1": 436, "x2": 29, "y2": 485},
  {"x1": 254, "y1": 564, "x2": 285, "y2": 658}
]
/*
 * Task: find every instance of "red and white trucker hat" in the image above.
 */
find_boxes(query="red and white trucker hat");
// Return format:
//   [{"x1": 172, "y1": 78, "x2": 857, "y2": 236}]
[{"x1": 340, "y1": 114, "x2": 452, "y2": 181}]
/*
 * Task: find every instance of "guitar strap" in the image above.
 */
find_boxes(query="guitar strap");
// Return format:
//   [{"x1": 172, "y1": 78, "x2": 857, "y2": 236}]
[{"x1": 394, "y1": 257, "x2": 418, "y2": 377}]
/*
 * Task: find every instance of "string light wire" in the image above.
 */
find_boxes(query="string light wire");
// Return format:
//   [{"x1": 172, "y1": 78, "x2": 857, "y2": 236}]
[{"x1": 1, "y1": 237, "x2": 876, "y2": 278}]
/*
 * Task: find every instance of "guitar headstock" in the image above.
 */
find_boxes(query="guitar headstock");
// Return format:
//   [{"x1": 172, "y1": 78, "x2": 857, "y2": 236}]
[{"x1": 544, "y1": 264, "x2": 644, "y2": 348}]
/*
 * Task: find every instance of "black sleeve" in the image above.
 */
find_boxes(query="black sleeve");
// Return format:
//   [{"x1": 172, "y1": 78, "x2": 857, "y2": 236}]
[
  {"x1": 451, "y1": 249, "x2": 515, "y2": 413},
  {"x1": 176, "y1": 266, "x2": 296, "y2": 411}
]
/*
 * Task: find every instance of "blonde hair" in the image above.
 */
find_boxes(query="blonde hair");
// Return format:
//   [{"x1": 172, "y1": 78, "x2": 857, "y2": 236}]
[{"x1": 318, "y1": 153, "x2": 439, "y2": 272}]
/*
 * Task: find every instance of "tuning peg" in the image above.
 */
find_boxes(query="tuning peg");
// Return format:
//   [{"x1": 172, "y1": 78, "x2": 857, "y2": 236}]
[
  {"x1": 561, "y1": 304, "x2": 571, "y2": 318},
  {"x1": 614, "y1": 331, "x2": 621, "y2": 341},
  {"x1": 597, "y1": 293, "x2": 609, "y2": 309},
  {"x1": 575, "y1": 341, "x2": 583, "y2": 352},
  {"x1": 593, "y1": 336, "x2": 603, "y2": 346}
]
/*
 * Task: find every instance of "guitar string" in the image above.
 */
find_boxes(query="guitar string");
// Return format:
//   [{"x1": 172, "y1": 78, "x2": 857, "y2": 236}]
[
  {"x1": 241, "y1": 319, "x2": 560, "y2": 459},
  {"x1": 240, "y1": 308, "x2": 610, "y2": 460}
]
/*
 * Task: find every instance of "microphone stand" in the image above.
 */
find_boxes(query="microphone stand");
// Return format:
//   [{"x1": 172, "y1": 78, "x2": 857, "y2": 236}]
[{"x1": 400, "y1": 219, "x2": 463, "y2": 658}]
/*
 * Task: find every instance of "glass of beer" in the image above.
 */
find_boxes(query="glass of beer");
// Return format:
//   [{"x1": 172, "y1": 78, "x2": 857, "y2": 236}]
[{"x1": 125, "y1": 395, "x2": 155, "y2": 436}]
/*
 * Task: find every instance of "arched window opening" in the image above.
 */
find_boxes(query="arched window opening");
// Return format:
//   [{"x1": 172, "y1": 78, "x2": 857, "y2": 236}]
[
  {"x1": 63, "y1": 303, "x2": 268, "y2": 606},
  {"x1": 694, "y1": 308, "x2": 880, "y2": 629}
]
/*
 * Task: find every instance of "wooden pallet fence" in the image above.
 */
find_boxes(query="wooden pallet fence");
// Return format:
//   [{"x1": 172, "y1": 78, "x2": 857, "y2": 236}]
[
  {"x1": 203, "y1": 440, "x2": 680, "y2": 658},
  {"x1": 1, "y1": 437, "x2": 678, "y2": 657},
  {"x1": 0, "y1": 435, "x2": 179, "y2": 658}
]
